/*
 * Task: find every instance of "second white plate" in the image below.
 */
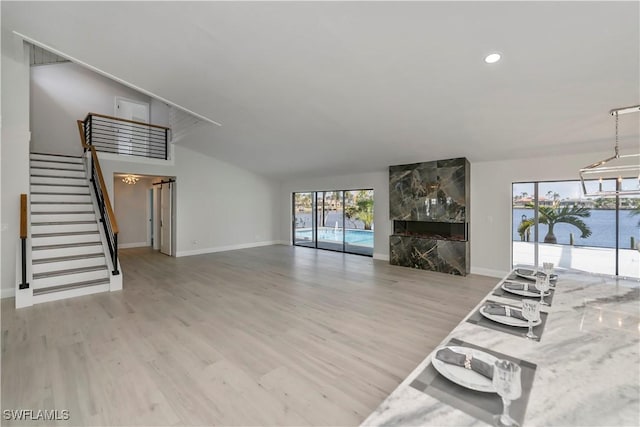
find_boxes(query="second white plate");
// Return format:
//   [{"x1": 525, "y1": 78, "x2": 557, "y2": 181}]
[
  {"x1": 479, "y1": 305, "x2": 541, "y2": 328},
  {"x1": 502, "y1": 281, "x2": 550, "y2": 298}
]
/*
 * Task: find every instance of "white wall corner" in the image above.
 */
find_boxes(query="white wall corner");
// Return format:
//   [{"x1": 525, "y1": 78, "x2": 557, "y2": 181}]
[
  {"x1": 2, "y1": 288, "x2": 17, "y2": 300},
  {"x1": 373, "y1": 252, "x2": 390, "y2": 261}
]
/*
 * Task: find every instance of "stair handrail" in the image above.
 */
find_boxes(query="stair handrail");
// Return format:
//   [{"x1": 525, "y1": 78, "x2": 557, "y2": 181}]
[
  {"x1": 77, "y1": 119, "x2": 120, "y2": 275},
  {"x1": 19, "y1": 194, "x2": 29, "y2": 289},
  {"x1": 82, "y1": 112, "x2": 170, "y2": 160}
]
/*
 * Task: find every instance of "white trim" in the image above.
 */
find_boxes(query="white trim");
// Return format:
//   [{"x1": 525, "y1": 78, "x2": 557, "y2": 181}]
[
  {"x1": 373, "y1": 252, "x2": 390, "y2": 261},
  {"x1": 119, "y1": 242, "x2": 149, "y2": 249},
  {"x1": 13, "y1": 31, "x2": 222, "y2": 127},
  {"x1": 97, "y1": 151, "x2": 175, "y2": 166},
  {"x1": 2, "y1": 288, "x2": 16, "y2": 299},
  {"x1": 470, "y1": 267, "x2": 508, "y2": 278},
  {"x1": 176, "y1": 241, "x2": 283, "y2": 257}
]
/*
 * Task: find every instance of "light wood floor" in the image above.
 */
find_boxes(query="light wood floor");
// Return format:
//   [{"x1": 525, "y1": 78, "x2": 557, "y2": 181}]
[{"x1": 1, "y1": 245, "x2": 497, "y2": 426}]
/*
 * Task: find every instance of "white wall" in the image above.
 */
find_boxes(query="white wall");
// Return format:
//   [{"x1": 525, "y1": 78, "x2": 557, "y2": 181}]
[
  {"x1": 470, "y1": 150, "x2": 612, "y2": 278},
  {"x1": 1, "y1": 34, "x2": 31, "y2": 298},
  {"x1": 280, "y1": 170, "x2": 390, "y2": 259},
  {"x1": 114, "y1": 176, "x2": 153, "y2": 247},
  {"x1": 30, "y1": 62, "x2": 169, "y2": 156},
  {"x1": 98, "y1": 144, "x2": 281, "y2": 258}
]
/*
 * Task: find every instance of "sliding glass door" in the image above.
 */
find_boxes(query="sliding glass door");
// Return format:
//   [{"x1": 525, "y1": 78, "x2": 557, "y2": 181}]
[
  {"x1": 293, "y1": 192, "x2": 315, "y2": 248},
  {"x1": 512, "y1": 179, "x2": 639, "y2": 278},
  {"x1": 293, "y1": 189, "x2": 374, "y2": 256}
]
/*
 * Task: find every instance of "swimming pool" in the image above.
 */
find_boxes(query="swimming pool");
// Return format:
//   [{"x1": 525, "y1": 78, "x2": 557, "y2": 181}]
[{"x1": 295, "y1": 228, "x2": 374, "y2": 247}]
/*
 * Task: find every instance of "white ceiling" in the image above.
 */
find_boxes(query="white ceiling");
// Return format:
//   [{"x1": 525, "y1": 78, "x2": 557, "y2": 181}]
[{"x1": 3, "y1": 1, "x2": 639, "y2": 179}]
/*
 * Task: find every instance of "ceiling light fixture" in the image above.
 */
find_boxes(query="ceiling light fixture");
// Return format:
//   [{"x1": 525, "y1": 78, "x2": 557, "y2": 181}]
[
  {"x1": 122, "y1": 175, "x2": 139, "y2": 185},
  {"x1": 579, "y1": 105, "x2": 640, "y2": 197},
  {"x1": 484, "y1": 53, "x2": 501, "y2": 64}
]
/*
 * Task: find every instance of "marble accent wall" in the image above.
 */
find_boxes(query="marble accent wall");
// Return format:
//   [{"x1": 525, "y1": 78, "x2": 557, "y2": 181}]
[
  {"x1": 389, "y1": 157, "x2": 470, "y2": 275},
  {"x1": 389, "y1": 158, "x2": 468, "y2": 223},
  {"x1": 390, "y1": 235, "x2": 468, "y2": 276}
]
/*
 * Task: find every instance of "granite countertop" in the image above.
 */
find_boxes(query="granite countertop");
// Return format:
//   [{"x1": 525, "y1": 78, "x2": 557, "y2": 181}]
[{"x1": 361, "y1": 269, "x2": 640, "y2": 426}]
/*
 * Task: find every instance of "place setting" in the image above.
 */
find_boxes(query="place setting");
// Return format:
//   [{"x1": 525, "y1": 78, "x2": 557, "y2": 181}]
[
  {"x1": 492, "y1": 262, "x2": 558, "y2": 306},
  {"x1": 410, "y1": 338, "x2": 537, "y2": 426},
  {"x1": 467, "y1": 299, "x2": 548, "y2": 341}
]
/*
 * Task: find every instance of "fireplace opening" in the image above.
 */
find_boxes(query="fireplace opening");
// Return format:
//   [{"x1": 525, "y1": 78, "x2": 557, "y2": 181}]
[{"x1": 393, "y1": 220, "x2": 467, "y2": 241}]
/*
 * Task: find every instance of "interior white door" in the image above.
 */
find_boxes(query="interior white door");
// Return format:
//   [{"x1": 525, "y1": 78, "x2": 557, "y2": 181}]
[
  {"x1": 160, "y1": 182, "x2": 172, "y2": 256},
  {"x1": 115, "y1": 97, "x2": 149, "y2": 156}
]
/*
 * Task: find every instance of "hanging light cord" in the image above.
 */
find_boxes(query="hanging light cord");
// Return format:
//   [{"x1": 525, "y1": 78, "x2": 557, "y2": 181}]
[{"x1": 614, "y1": 111, "x2": 619, "y2": 158}]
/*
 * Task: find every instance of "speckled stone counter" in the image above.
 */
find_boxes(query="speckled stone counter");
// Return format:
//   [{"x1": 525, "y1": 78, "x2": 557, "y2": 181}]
[{"x1": 361, "y1": 270, "x2": 640, "y2": 426}]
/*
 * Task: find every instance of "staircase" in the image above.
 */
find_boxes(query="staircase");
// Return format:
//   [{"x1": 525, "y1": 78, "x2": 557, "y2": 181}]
[{"x1": 29, "y1": 152, "x2": 111, "y2": 304}]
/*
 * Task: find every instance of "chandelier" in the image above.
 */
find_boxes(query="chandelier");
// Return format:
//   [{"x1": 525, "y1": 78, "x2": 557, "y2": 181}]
[
  {"x1": 122, "y1": 175, "x2": 139, "y2": 185},
  {"x1": 580, "y1": 105, "x2": 640, "y2": 197}
]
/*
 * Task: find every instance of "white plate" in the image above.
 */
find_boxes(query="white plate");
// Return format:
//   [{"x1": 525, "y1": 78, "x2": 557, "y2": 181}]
[
  {"x1": 431, "y1": 346, "x2": 497, "y2": 393},
  {"x1": 479, "y1": 305, "x2": 541, "y2": 328},
  {"x1": 501, "y1": 281, "x2": 550, "y2": 298},
  {"x1": 515, "y1": 268, "x2": 540, "y2": 281},
  {"x1": 515, "y1": 268, "x2": 557, "y2": 282}
]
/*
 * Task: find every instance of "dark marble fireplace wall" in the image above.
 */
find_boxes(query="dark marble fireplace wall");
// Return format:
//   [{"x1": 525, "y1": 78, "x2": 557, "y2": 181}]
[{"x1": 389, "y1": 158, "x2": 469, "y2": 222}]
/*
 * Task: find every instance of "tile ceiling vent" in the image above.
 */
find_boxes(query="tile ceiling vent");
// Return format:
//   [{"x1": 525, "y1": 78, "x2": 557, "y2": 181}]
[{"x1": 29, "y1": 43, "x2": 69, "y2": 66}]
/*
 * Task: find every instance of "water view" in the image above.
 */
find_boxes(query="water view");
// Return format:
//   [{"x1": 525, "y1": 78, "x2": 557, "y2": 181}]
[{"x1": 513, "y1": 208, "x2": 639, "y2": 249}]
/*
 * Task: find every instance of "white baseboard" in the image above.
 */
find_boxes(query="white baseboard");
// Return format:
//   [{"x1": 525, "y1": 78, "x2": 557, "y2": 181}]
[
  {"x1": 176, "y1": 240, "x2": 283, "y2": 257},
  {"x1": 470, "y1": 266, "x2": 508, "y2": 278},
  {"x1": 373, "y1": 252, "x2": 390, "y2": 261},
  {"x1": 119, "y1": 242, "x2": 149, "y2": 249},
  {"x1": 1, "y1": 287, "x2": 16, "y2": 299}
]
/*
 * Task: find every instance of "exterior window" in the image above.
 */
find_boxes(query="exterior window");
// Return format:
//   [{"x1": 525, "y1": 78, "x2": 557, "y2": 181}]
[{"x1": 512, "y1": 179, "x2": 639, "y2": 278}]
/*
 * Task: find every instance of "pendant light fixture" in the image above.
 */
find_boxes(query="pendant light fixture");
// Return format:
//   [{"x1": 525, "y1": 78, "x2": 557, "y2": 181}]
[
  {"x1": 122, "y1": 175, "x2": 139, "y2": 185},
  {"x1": 580, "y1": 105, "x2": 640, "y2": 197}
]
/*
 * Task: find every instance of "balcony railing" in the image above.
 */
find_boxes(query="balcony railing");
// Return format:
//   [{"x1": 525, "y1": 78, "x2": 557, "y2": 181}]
[{"x1": 82, "y1": 112, "x2": 170, "y2": 160}]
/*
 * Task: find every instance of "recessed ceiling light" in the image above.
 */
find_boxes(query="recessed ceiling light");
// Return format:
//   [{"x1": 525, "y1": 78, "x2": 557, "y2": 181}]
[{"x1": 484, "y1": 53, "x2": 502, "y2": 64}]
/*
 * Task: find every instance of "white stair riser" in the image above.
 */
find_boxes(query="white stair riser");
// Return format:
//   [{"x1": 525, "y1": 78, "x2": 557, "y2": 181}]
[
  {"x1": 31, "y1": 203, "x2": 94, "y2": 212},
  {"x1": 30, "y1": 154, "x2": 83, "y2": 163},
  {"x1": 32, "y1": 233, "x2": 100, "y2": 246},
  {"x1": 30, "y1": 160, "x2": 84, "y2": 170},
  {"x1": 31, "y1": 193, "x2": 92, "y2": 203},
  {"x1": 31, "y1": 176, "x2": 88, "y2": 186},
  {"x1": 32, "y1": 222, "x2": 98, "y2": 234},
  {"x1": 31, "y1": 213, "x2": 96, "y2": 223},
  {"x1": 31, "y1": 185, "x2": 89, "y2": 195},
  {"x1": 33, "y1": 283, "x2": 110, "y2": 305},
  {"x1": 32, "y1": 244, "x2": 104, "y2": 259},
  {"x1": 33, "y1": 269, "x2": 109, "y2": 289},
  {"x1": 31, "y1": 168, "x2": 86, "y2": 178},
  {"x1": 32, "y1": 256, "x2": 106, "y2": 274}
]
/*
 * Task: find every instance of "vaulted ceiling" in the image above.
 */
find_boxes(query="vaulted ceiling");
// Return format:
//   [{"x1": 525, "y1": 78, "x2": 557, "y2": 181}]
[{"x1": 3, "y1": 1, "x2": 639, "y2": 179}]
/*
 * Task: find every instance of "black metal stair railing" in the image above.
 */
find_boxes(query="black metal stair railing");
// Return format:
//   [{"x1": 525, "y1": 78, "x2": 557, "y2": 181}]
[
  {"x1": 77, "y1": 120, "x2": 120, "y2": 275},
  {"x1": 83, "y1": 112, "x2": 170, "y2": 160}
]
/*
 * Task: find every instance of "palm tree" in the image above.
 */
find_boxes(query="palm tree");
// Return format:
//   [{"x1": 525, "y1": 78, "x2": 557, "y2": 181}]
[
  {"x1": 520, "y1": 203, "x2": 592, "y2": 244},
  {"x1": 345, "y1": 191, "x2": 374, "y2": 230}
]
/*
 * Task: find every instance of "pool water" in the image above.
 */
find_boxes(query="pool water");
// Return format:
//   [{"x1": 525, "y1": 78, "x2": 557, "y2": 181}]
[{"x1": 295, "y1": 228, "x2": 374, "y2": 247}]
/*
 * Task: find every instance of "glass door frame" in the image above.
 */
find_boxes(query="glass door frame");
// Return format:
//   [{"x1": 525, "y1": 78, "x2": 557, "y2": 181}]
[{"x1": 292, "y1": 188, "x2": 374, "y2": 257}]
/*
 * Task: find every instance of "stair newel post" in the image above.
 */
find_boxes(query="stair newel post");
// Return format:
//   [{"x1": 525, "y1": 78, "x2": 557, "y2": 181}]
[{"x1": 19, "y1": 194, "x2": 29, "y2": 289}]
